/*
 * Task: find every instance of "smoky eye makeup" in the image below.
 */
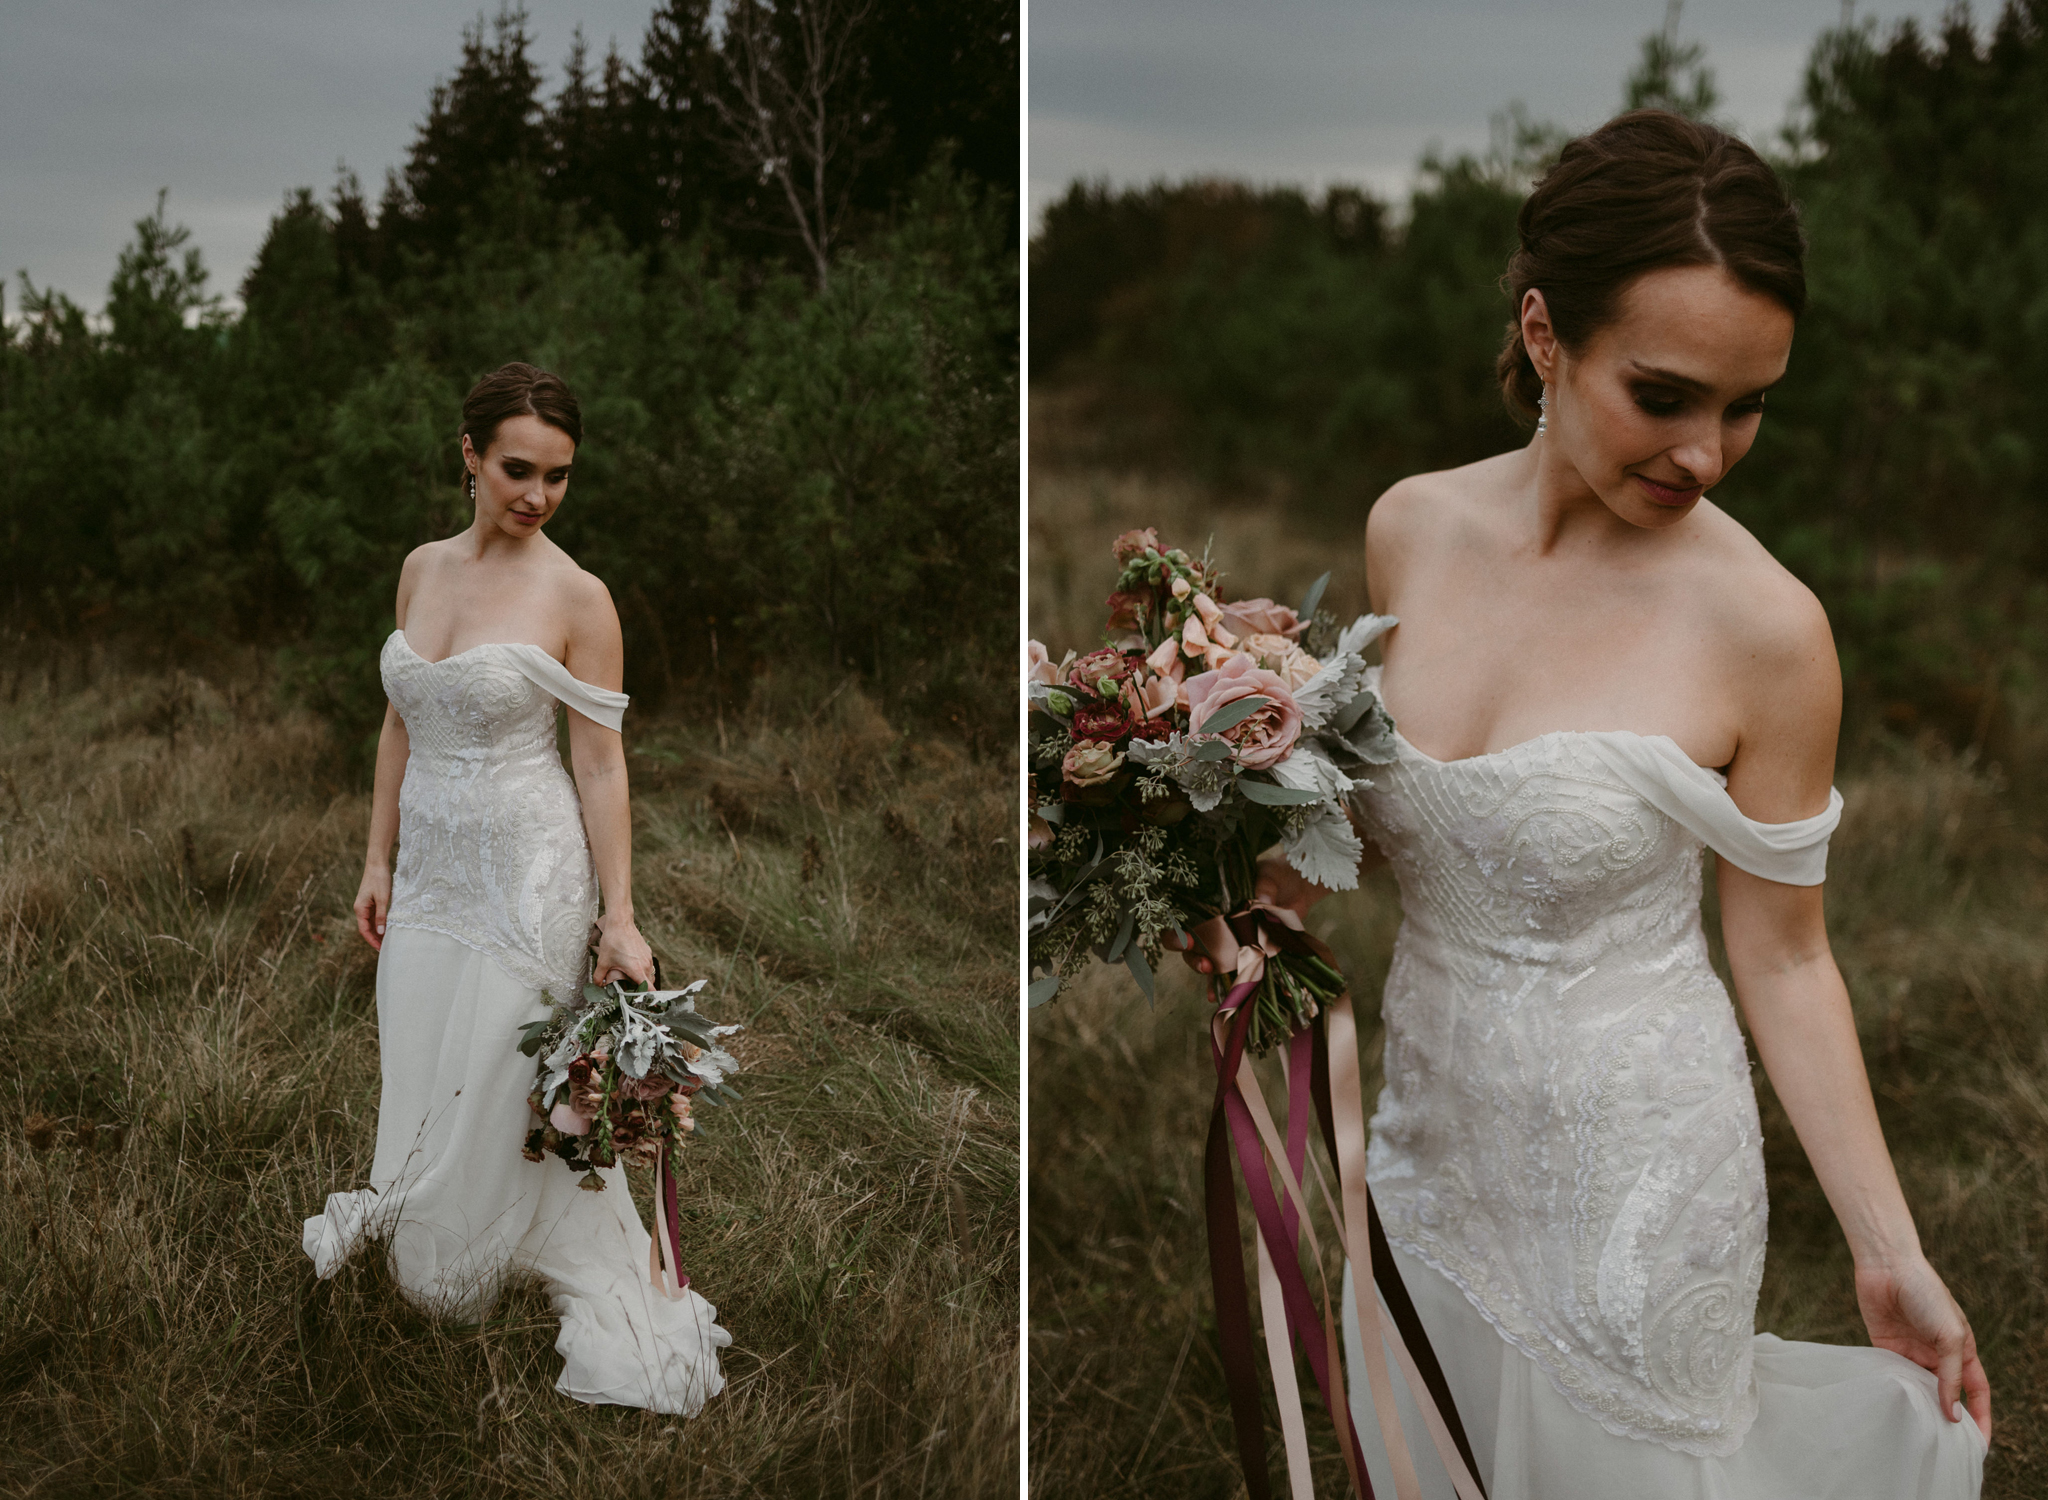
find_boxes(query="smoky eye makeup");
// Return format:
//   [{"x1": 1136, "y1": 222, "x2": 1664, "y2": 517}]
[{"x1": 1630, "y1": 384, "x2": 1686, "y2": 417}]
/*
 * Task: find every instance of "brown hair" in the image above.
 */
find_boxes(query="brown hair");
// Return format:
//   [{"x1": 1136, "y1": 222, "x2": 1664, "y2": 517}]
[
  {"x1": 1496, "y1": 110, "x2": 1806, "y2": 423},
  {"x1": 460, "y1": 361, "x2": 584, "y2": 454}
]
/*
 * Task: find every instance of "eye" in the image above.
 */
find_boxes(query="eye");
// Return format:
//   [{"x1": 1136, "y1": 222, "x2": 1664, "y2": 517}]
[
  {"x1": 1727, "y1": 396, "x2": 1767, "y2": 420},
  {"x1": 1631, "y1": 386, "x2": 1684, "y2": 418}
]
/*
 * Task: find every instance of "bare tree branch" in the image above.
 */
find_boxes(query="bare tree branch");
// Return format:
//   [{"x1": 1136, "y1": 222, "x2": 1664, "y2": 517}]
[{"x1": 707, "y1": 0, "x2": 876, "y2": 288}]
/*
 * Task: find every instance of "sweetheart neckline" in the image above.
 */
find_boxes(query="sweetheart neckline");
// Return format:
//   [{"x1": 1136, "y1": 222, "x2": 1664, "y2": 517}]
[
  {"x1": 1387, "y1": 721, "x2": 1715, "y2": 776},
  {"x1": 1368, "y1": 663, "x2": 1719, "y2": 775},
  {"x1": 390, "y1": 628, "x2": 563, "y2": 670}
]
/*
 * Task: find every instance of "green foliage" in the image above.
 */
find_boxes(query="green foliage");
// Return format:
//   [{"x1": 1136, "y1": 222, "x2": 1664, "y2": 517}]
[{"x1": 0, "y1": 2, "x2": 1017, "y2": 768}]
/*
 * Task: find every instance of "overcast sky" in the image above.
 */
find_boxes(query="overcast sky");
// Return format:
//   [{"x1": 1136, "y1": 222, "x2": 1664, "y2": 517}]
[
  {"x1": 1, "y1": 1, "x2": 660, "y2": 314},
  {"x1": 1030, "y1": 0, "x2": 1959, "y2": 228}
]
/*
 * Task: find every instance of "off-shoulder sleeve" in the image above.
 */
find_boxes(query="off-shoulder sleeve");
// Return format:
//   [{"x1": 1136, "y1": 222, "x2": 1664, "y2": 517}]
[
  {"x1": 505, "y1": 646, "x2": 631, "y2": 732},
  {"x1": 1582, "y1": 733, "x2": 1843, "y2": 886}
]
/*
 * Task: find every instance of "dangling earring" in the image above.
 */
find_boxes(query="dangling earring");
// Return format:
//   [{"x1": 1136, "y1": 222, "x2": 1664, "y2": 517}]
[
  {"x1": 1536, "y1": 385, "x2": 1550, "y2": 437},
  {"x1": 468, "y1": 470, "x2": 477, "y2": 502}
]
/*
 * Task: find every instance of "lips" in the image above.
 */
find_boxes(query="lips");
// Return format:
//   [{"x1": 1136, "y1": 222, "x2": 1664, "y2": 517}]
[{"x1": 1634, "y1": 475, "x2": 1703, "y2": 508}]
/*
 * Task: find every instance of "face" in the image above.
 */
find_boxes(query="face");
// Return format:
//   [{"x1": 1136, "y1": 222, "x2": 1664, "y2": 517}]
[
  {"x1": 462, "y1": 413, "x2": 575, "y2": 538},
  {"x1": 1523, "y1": 263, "x2": 1794, "y2": 529}
]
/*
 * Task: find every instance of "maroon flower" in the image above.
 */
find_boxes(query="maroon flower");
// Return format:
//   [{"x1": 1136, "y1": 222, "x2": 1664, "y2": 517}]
[{"x1": 1071, "y1": 700, "x2": 1135, "y2": 742}]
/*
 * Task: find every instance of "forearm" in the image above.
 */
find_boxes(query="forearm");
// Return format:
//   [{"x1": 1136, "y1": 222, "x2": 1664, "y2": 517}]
[
  {"x1": 1737, "y1": 953, "x2": 1921, "y2": 1267},
  {"x1": 575, "y1": 750, "x2": 635, "y2": 922},
  {"x1": 365, "y1": 708, "x2": 408, "y2": 868}
]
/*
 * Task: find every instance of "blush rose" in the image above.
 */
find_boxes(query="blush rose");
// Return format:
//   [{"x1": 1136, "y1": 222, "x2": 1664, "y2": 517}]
[{"x1": 1183, "y1": 654, "x2": 1303, "y2": 770}]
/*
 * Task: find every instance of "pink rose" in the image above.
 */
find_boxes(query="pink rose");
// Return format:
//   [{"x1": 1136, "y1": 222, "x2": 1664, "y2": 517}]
[
  {"x1": 1183, "y1": 655, "x2": 1303, "y2": 770},
  {"x1": 1028, "y1": 640, "x2": 1059, "y2": 686},
  {"x1": 1220, "y1": 597, "x2": 1306, "y2": 642},
  {"x1": 1028, "y1": 814, "x2": 1053, "y2": 850},
  {"x1": 1241, "y1": 632, "x2": 1322, "y2": 688},
  {"x1": 1110, "y1": 528, "x2": 1162, "y2": 564},
  {"x1": 1062, "y1": 740, "x2": 1125, "y2": 787},
  {"x1": 550, "y1": 1101, "x2": 594, "y2": 1136}
]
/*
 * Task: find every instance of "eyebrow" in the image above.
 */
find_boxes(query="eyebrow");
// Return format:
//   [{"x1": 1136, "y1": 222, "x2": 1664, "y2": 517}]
[
  {"x1": 1627, "y1": 362, "x2": 1713, "y2": 393},
  {"x1": 1628, "y1": 361, "x2": 1775, "y2": 400},
  {"x1": 499, "y1": 452, "x2": 573, "y2": 469}
]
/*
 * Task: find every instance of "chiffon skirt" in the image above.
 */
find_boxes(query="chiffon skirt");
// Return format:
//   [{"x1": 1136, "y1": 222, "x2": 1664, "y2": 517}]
[
  {"x1": 1341, "y1": 1240, "x2": 1985, "y2": 1499},
  {"x1": 302, "y1": 926, "x2": 731, "y2": 1414}
]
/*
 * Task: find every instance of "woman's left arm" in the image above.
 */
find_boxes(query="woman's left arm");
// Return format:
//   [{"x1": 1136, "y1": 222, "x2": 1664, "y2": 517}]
[
  {"x1": 564, "y1": 575, "x2": 654, "y2": 986},
  {"x1": 1719, "y1": 585, "x2": 1990, "y2": 1442}
]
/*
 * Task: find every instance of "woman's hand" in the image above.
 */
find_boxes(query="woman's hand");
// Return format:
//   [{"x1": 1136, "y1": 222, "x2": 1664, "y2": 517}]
[
  {"x1": 353, "y1": 864, "x2": 392, "y2": 951},
  {"x1": 1855, "y1": 1253, "x2": 1991, "y2": 1444},
  {"x1": 1164, "y1": 855, "x2": 1332, "y2": 976},
  {"x1": 591, "y1": 911, "x2": 655, "y2": 986}
]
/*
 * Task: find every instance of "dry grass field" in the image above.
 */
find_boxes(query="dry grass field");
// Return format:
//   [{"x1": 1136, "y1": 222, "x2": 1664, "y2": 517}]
[
  {"x1": 1027, "y1": 440, "x2": 2048, "y2": 1498},
  {"x1": 0, "y1": 643, "x2": 1018, "y2": 1499}
]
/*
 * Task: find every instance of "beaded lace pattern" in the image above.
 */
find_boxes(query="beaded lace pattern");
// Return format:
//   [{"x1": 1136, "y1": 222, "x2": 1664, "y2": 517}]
[
  {"x1": 1353, "y1": 666, "x2": 1837, "y2": 1457},
  {"x1": 380, "y1": 631, "x2": 621, "y2": 1003}
]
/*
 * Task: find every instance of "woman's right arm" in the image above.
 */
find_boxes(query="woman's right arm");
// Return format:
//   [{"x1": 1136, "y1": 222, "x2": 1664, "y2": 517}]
[
  {"x1": 355, "y1": 548, "x2": 423, "y2": 951},
  {"x1": 354, "y1": 703, "x2": 408, "y2": 950}
]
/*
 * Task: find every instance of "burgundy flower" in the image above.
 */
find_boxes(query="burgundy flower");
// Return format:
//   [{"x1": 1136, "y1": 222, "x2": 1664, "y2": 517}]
[{"x1": 1071, "y1": 700, "x2": 1134, "y2": 742}]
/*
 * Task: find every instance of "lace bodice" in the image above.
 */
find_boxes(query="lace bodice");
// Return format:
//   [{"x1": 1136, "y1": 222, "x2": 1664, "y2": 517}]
[
  {"x1": 1353, "y1": 665, "x2": 1842, "y2": 1456},
  {"x1": 380, "y1": 631, "x2": 630, "y2": 1001}
]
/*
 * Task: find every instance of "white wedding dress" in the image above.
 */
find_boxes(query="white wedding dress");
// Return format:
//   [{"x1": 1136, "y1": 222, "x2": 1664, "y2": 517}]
[
  {"x1": 302, "y1": 630, "x2": 730, "y2": 1415},
  {"x1": 1339, "y1": 664, "x2": 1984, "y2": 1498}
]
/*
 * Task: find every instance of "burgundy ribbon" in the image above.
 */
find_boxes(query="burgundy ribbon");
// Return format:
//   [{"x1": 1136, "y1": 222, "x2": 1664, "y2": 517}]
[
  {"x1": 648, "y1": 1137, "x2": 691, "y2": 1297},
  {"x1": 1200, "y1": 909, "x2": 1489, "y2": 1500},
  {"x1": 1215, "y1": 978, "x2": 1372, "y2": 1495}
]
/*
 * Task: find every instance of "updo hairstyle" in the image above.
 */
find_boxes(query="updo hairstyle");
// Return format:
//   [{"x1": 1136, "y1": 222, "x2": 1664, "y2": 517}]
[
  {"x1": 1496, "y1": 110, "x2": 1807, "y2": 424},
  {"x1": 460, "y1": 361, "x2": 584, "y2": 455}
]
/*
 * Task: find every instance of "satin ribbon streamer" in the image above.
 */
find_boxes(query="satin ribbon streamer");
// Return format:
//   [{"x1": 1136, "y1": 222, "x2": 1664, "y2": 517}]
[
  {"x1": 647, "y1": 1138, "x2": 692, "y2": 1299},
  {"x1": 1197, "y1": 905, "x2": 1488, "y2": 1500}
]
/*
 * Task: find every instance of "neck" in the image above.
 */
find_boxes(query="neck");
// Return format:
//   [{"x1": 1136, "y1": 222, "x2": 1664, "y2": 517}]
[
  {"x1": 462, "y1": 511, "x2": 539, "y2": 559},
  {"x1": 1517, "y1": 435, "x2": 1640, "y2": 555}
]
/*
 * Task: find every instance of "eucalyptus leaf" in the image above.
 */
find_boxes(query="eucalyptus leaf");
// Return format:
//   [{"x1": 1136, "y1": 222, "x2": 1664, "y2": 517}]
[
  {"x1": 1238, "y1": 778, "x2": 1325, "y2": 806},
  {"x1": 1297, "y1": 571, "x2": 1331, "y2": 623},
  {"x1": 1193, "y1": 738, "x2": 1233, "y2": 762},
  {"x1": 1027, "y1": 975, "x2": 1061, "y2": 1008},
  {"x1": 1105, "y1": 907, "x2": 1136, "y2": 963},
  {"x1": 1200, "y1": 695, "x2": 1269, "y2": 735},
  {"x1": 1124, "y1": 942, "x2": 1155, "y2": 1006}
]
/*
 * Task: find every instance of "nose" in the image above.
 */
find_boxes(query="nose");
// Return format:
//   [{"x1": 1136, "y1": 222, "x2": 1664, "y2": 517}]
[{"x1": 1668, "y1": 417, "x2": 1724, "y2": 490}]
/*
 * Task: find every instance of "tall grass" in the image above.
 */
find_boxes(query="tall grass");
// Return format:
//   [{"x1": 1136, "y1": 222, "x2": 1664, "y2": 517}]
[
  {"x1": 0, "y1": 641, "x2": 1017, "y2": 1498},
  {"x1": 1027, "y1": 449, "x2": 2048, "y2": 1498}
]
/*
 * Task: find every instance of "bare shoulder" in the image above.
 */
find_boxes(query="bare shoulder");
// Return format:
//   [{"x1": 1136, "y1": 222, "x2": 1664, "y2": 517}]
[
  {"x1": 551, "y1": 550, "x2": 617, "y2": 620},
  {"x1": 1365, "y1": 454, "x2": 1519, "y2": 609},
  {"x1": 393, "y1": 540, "x2": 455, "y2": 625},
  {"x1": 1687, "y1": 503, "x2": 1840, "y2": 815},
  {"x1": 1689, "y1": 503, "x2": 1836, "y2": 686},
  {"x1": 551, "y1": 551, "x2": 624, "y2": 690}
]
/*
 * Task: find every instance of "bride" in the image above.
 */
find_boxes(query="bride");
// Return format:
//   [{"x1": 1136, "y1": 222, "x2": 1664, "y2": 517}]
[
  {"x1": 1180, "y1": 111, "x2": 1987, "y2": 1495},
  {"x1": 302, "y1": 361, "x2": 730, "y2": 1415}
]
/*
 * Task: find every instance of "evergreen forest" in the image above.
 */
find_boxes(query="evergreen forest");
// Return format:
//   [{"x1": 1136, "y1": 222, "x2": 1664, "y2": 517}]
[
  {"x1": 0, "y1": 0, "x2": 1019, "y2": 758},
  {"x1": 1031, "y1": 4, "x2": 2048, "y2": 756}
]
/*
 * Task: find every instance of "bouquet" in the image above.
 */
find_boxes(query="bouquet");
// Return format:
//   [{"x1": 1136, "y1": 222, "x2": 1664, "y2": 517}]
[
  {"x1": 1027, "y1": 527, "x2": 1400, "y2": 1054},
  {"x1": 517, "y1": 975, "x2": 743, "y2": 1184}
]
